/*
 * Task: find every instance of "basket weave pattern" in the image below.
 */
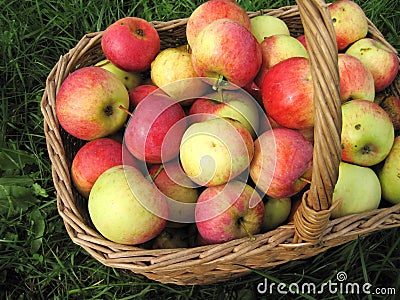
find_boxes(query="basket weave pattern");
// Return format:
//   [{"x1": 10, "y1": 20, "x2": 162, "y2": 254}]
[{"x1": 41, "y1": 1, "x2": 400, "y2": 285}]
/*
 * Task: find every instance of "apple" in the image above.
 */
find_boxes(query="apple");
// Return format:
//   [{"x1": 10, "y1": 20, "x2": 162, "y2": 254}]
[
  {"x1": 180, "y1": 117, "x2": 254, "y2": 187},
  {"x1": 191, "y1": 18, "x2": 262, "y2": 88},
  {"x1": 88, "y1": 165, "x2": 168, "y2": 245},
  {"x1": 262, "y1": 196, "x2": 291, "y2": 232},
  {"x1": 95, "y1": 59, "x2": 142, "y2": 91},
  {"x1": 250, "y1": 127, "x2": 314, "y2": 198},
  {"x1": 124, "y1": 93, "x2": 187, "y2": 164},
  {"x1": 328, "y1": 0, "x2": 368, "y2": 51},
  {"x1": 101, "y1": 17, "x2": 160, "y2": 72},
  {"x1": 338, "y1": 54, "x2": 375, "y2": 103},
  {"x1": 188, "y1": 89, "x2": 261, "y2": 137},
  {"x1": 331, "y1": 162, "x2": 381, "y2": 218},
  {"x1": 149, "y1": 161, "x2": 199, "y2": 227},
  {"x1": 128, "y1": 84, "x2": 165, "y2": 109},
  {"x1": 380, "y1": 95, "x2": 400, "y2": 132},
  {"x1": 150, "y1": 46, "x2": 209, "y2": 103},
  {"x1": 71, "y1": 138, "x2": 123, "y2": 198},
  {"x1": 345, "y1": 38, "x2": 399, "y2": 92},
  {"x1": 341, "y1": 99, "x2": 394, "y2": 166},
  {"x1": 152, "y1": 227, "x2": 190, "y2": 249},
  {"x1": 296, "y1": 35, "x2": 307, "y2": 50},
  {"x1": 250, "y1": 15, "x2": 290, "y2": 43},
  {"x1": 255, "y1": 34, "x2": 309, "y2": 87},
  {"x1": 56, "y1": 66, "x2": 129, "y2": 141},
  {"x1": 195, "y1": 180, "x2": 264, "y2": 244},
  {"x1": 243, "y1": 81, "x2": 263, "y2": 105},
  {"x1": 261, "y1": 57, "x2": 314, "y2": 129},
  {"x1": 378, "y1": 136, "x2": 400, "y2": 204},
  {"x1": 186, "y1": 0, "x2": 251, "y2": 47}
]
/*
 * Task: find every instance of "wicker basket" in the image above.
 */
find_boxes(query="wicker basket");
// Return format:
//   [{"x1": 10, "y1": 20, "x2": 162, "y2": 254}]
[{"x1": 41, "y1": 0, "x2": 400, "y2": 285}]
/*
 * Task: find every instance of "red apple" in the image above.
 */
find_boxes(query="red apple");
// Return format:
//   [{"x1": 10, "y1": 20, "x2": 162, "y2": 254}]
[
  {"x1": 124, "y1": 93, "x2": 187, "y2": 164},
  {"x1": 250, "y1": 128, "x2": 314, "y2": 198},
  {"x1": 341, "y1": 99, "x2": 394, "y2": 166},
  {"x1": 261, "y1": 57, "x2": 314, "y2": 129},
  {"x1": 191, "y1": 18, "x2": 262, "y2": 88},
  {"x1": 296, "y1": 35, "x2": 308, "y2": 50},
  {"x1": 71, "y1": 138, "x2": 123, "y2": 198},
  {"x1": 186, "y1": 0, "x2": 251, "y2": 47},
  {"x1": 101, "y1": 17, "x2": 160, "y2": 72},
  {"x1": 195, "y1": 181, "x2": 264, "y2": 244},
  {"x1": 56, "y1": 66, "x2": 129, "y2": 141},
  {"x1": 338, "y1": 53, "x2": 375, "y2": 103},
  {"x1": 346, "y1": 38, "x2": 399, "y2": 92},
  {"x1": 128, "y1": 84, "x2": 160, "y2": 109},
  {"x1": 328, "y1": 0, "x2": 368, "y2": 51}
]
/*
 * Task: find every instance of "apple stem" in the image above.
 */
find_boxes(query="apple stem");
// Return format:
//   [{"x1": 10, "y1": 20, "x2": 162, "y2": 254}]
[
  {"x1": 212, "y1": 74, "x2": 225, "y2": 91},
  {"x1": 299, "y1": 177, "x2": 312, "y2": 184},
  {"x1": 240, "y1": 220, "x2": 256, "y2": 241},
  {"x1": 119, "y1": 105, "x2": 132, "y2": 116},
  {"x1": 145, "y1": 165, "x2": 164, "y2": 182}
]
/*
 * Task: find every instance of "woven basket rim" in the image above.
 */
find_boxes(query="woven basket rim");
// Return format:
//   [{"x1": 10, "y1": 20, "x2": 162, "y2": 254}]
[{"x1": 41, "y1": 2, "x2": 400, "y2": 285}]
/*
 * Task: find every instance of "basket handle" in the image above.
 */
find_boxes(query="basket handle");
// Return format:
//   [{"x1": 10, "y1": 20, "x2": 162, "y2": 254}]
[{"x1": 293, "y1": 0, "x2": 342, "y2": 242}]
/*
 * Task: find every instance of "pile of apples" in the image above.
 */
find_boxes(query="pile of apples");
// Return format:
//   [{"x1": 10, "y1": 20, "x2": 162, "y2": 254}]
[{"x1": 55, "y1": 0, "x2": 399, "y2": 248}]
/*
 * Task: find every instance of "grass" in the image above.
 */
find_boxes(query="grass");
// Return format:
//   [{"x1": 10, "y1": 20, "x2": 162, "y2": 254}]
[{"x1": 1, "y1": 0, "x2": 399, "y2": 299}]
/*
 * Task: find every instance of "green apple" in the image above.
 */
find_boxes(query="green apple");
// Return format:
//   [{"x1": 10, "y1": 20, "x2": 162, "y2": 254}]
[
  {"x1": 250, "y1": 15, "x2": 290, "y2": 43},
  {"x1": 331, "y1": 162, "x2": 381, "y2": 218},
  {"x1": 262, "y1": 196, "x2": 291, "y2": 231},
  {"x1": 379, "y1": 136, "x2": 400, "y2": 204},
  {"x1": 341, "y1": 99, "x2": 394, "y2": 166},
  {"x1": 95, "y1": 59, "x2": 142, "y2": 91},
  {"x1": 180, "y1": 117, "x2": 254, "y2": 187},
  {"x1": 88, "y1": 165, "x2": 168, "y2": 245}
]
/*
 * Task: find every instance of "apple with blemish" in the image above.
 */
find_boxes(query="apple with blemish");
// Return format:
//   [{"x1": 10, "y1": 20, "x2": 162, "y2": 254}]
[
  {"x1": 328, "y1": 0, "x2": 368, "y2": 51},
  {"x1": 341, "y1": 99, "x2": 394, "y2": 166},
  {"x1": 346, "y1": 38, "x2": 399, "y2": 92}
]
